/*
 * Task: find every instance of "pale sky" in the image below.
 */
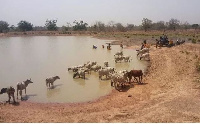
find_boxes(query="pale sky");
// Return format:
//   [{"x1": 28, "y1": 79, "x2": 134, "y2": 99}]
[{"x1": 1, "y1": 0, "x2": 200, "y2": 27}]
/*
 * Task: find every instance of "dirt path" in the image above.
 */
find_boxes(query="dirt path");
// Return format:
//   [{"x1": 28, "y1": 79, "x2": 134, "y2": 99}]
[{"x1": 0, "y1": 43, "x2": 200, "y2": 123}]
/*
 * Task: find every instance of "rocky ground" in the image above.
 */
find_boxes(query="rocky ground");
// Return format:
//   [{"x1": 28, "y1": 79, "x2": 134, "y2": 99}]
[{"x1": 0, "y1": 43, "x2": 200, "y2": 123}]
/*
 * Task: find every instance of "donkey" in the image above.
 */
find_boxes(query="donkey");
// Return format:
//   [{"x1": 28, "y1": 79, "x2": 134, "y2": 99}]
[
  {"x1": 0, "y1": 86, "x2": 16, "y2": 103},
  {"x1": 17, "y1": 78, "x2": 33, "y2": 100},
  {"x1": 46, "y1": 76, "x2": 60, "y2": 88}
]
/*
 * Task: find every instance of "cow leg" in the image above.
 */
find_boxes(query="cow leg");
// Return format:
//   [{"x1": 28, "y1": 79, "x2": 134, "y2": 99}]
[
  {"x1": 138, "y1": 76, "x2": 141, "y2": 83},
  {"x1": 7, "y1": 94, "x2": 11, "y2": 103},
  {"x1": 17, "y1": 89, "x2": 18, "y2": 99},
  {"x1": 25, "y1": 88, "x2": 26, "y2": 95},
  {"x1": 129, "y1": 77, "x2": 131, "y2": 83},
  {"x1": 111, "y1": 81, "x2": 113, "y2": 87},
  {"x1": 12, "y1": 94, "x2": 16, "y2": 103},
  {"x1": 129, "y1": 77, "x2": 132, "y2": 83},
  {"x1": 134, "y1": 77, "x2": 139, "y2": 83},
  {"x1": 19, "y1": 90, "x2": 22, "y2": 100}
]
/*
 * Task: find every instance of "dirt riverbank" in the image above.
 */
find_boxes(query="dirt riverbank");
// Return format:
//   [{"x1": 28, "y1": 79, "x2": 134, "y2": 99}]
[{"x1": 0, "y1": 42, "x2": 200, "y2": 122}]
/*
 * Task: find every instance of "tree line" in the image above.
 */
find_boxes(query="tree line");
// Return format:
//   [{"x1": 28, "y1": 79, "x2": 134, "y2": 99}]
[{"x1": 0, "y1": 18, "x2": 199, "y2": 33}]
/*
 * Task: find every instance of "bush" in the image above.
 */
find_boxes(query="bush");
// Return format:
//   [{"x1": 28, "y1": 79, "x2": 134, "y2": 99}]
[
  {"x1": 188, "y1": 37, "x2": 192, "y2": 41},
  {"x1": 192, "y1": 39, "x2": 197, "y2": 43}
]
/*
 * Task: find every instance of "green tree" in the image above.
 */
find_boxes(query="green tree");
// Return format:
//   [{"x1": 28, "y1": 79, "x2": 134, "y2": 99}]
[
  {"x1": 142, "y1": 18, "x2": 152, "y2": 32},
  {"x1": 73, "y1": 20, "x2": 88, "y2": 31},
  {"x1": 167, "y1": 18, "x2": 180, "y2": 31},
  {"x1": 192, "y1": 24, "x2": 199, "y2": 30},
  {"x1": 9, "y1": 25, "x2": 16, "y2": 31},
  {"x1": 45, "y1": 19, "x2": 57, "y2": 31},
  {"x1": 17, "y1": 20, "x2": 33, "y2": 32},
  {"x1": 0, "y1": 21, "x2": 9, "y2": 33}
]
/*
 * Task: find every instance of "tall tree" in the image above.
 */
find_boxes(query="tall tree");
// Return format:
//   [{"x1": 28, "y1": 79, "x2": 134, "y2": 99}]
[
  {"x1": 0, "y1": 21, "x2": 9, "y2": 33},
  {"x1": 73, "y1": 20, "x2": 88, "y2": 31},
  {"x1": 142, "y1": 18, "x2": 152, "y2": 32},
  {"x1": 45, "y1": 19, "x2": 57, "y2": 31},
  {"x1": 17, "y1": 20, "x2": 33, "y2": 32},
  {"x1": 167, "y1": 18, "x2": 180, "y2": 31}
]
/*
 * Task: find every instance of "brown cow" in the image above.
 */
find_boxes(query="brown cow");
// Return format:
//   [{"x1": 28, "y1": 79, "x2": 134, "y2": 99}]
[{"x1": 127, "y1": 70, "x2": 143, "y2": 83}]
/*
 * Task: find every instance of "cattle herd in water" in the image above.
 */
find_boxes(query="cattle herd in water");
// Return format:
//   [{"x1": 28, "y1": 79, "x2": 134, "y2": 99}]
[{"x1": 0, "y1": 44, "x2": 150, "y2": 104}]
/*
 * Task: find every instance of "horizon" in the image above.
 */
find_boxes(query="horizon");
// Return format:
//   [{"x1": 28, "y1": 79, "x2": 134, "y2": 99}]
[{"x1": 1, "y1": 0, "x2": 200, "y2": 27}]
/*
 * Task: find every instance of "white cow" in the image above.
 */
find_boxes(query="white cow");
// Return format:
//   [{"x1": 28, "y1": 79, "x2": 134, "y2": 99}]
[
  {"x1": 110, "y1": 71, "x2": 128, "y2": 87},
  {"x1": 114, "y1": 51, "x2": 123, "y2": 56},
  {"x1": 114, "y1": 56, "x2": 124, "y2": 63},
  {"x1": 98, "y1": 67, "x2": 114, "y2": 80},
  {"x1": 140, "y1": 53, "x2": 150, "y2": 61},
  {"x1": 137, "y1": 48, "x2": 149, "y2": 56},
  {"x1": 91, "y1": 65, "x2": 102, "y2": 72},
  {"x1": 122, "y1": 56, "x2": 131, "y2": 62},
  {"x1": 104, "y1": 61, "x2": 109, "y2": 67}
]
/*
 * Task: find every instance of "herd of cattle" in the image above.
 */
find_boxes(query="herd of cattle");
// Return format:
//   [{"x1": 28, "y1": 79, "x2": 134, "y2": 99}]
[
  {"x1": 0, "y1": 47, "x2": 150, "y2": 104},
  {"x1": 68, "y1": 48, "x2": 150, "y2": 91}
]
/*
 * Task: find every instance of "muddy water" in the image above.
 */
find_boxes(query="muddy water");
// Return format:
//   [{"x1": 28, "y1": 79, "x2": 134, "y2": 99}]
[{"x1": 0, "y1": 36, "x2": 148, "y2": 103}]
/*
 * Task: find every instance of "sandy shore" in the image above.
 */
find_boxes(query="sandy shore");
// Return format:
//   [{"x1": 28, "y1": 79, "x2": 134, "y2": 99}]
[{"x1": 0, "y1": 43, "x2": 200, "y2": 122}]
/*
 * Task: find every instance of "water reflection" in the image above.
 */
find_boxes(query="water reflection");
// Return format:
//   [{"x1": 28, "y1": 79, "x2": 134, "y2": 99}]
[
  {"x1": 46, "y1": 87, "x2": 61, "y2": 98},
  {"x1": 73, "y1": 79, "x2": 86, "y2": 87}
]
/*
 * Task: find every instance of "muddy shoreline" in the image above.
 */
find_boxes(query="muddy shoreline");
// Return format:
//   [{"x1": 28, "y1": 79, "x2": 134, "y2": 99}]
[{"x1": 0, "y1": 33, "x2": 200, "y2": 122}]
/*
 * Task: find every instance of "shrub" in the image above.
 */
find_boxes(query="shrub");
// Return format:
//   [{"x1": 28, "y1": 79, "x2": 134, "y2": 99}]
[{"x1": 192, "y1": 39, "x2": 197, "y2": 43}]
